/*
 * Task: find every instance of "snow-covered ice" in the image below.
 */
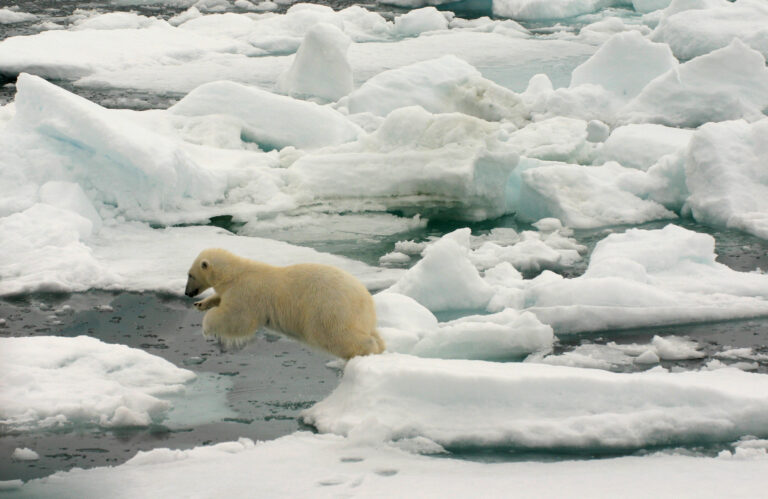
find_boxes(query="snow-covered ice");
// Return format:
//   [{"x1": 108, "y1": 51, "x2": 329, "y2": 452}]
[
  {"x1": 685, "y1": 118, "x2": 768, "y2": 239},
  {"x1": 11, "y1": 431, "x2": 768, "y2": 498},
  {"x1": 0, "y1": 336, "x2": 195, "y2": 431},
  {"x1": 304, "y1": 353, "x2": 768, "y2": 449}
]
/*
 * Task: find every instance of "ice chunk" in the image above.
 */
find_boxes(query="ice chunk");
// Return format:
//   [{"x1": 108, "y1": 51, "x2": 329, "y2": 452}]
[
  {"x1": 8, "y1": 74, "x2": 221, "y2": 221},
  {"x1": 393, "y1": 7, "x2": 448, "y2": 37},
  {"x1": 0, "y1": 336, "x2": 195, "y2": 432},
  {"x1": 504, "y1": 117, "x2": 593, "y2": 163},
  {"x1": 375, "y1": 292, "x2": 552, "y2": 359},
  {"x1": 527, "y1": 225, "x2": 768, "y2": 333},
  {"x1": 596, "y1": 124, "x2": 693, "y2": 171},
  {"x1": 619, "y1": 39, "x2": 768, "y2": 127},
  {"x1": 493, "y1": 0, "x2": 610, "y2": 20},
  {"x1": 171, "y1": 81, "x2": 361, "y2": 150},
  {"x1": 288, "y1": 106, "x2": 519, "y2": 221},
  {"x1": 685, "y1": 119, "x2": 768, "y2": 239},
  {"x1": 531, "y1": 336, "x2": 706, "y2": 370},
  {"x1": 570, "y1": 31, "x2": 678, "y2": 100},
  {"x1": 344, "y1": 55, "x2": 529, "y2": 125},
  {"x1": 11, "y1": 448, "x2": 40, "y2": 461},
  {"x1": 410, "y1": 309, "x2": 553, "y2": 359},
  {"x1": 0, "y1": 7, "x2": 37, "y2": 24},
  {"x1": 522, "y1": 78, "x2": 621, "y2": 124},
  {"x1": 388, "y1": 229, "x2": 495, "y2": 311},
  {"x1": 651, "y1": 335, "x2": 705, "y2": 360},
  {"x1": 651, "y1": 0, "x2": 768, "y2": 60},
  {"x1": 632, "y1": 0, "x2": 673, "y2": 13},
  {"x1": 304, "y1": 354, "x2": 768, "y2": 449},
  {"x1": 276, "y1": 23, "x2": 353, "y2": 102},
  {"x1": 586, "y1": 120, "x2": 610, "y2": 142},
  {"x1": 470, "y1": 229, "x2": 585, "y2": 273},
  {"x1": 0, "y1": 18, "x2": 247, "y2": 80},
  {"x1": 0, "y1": 204, "x2": 110, "y2": 296},
  {"x1": 634, "y1": 349, "x2": 661, "y2": 364},
  {"x1": 516, "y1": 161, "x2": 676, "y2": 228}
]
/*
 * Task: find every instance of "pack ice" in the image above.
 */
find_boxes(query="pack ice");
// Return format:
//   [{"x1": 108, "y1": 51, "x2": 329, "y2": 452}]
[{"x1": 2, "y1": 0, "x2": 768, "y2": 494}]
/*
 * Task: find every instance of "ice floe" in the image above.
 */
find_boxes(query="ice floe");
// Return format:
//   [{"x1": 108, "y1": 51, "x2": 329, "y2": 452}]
[
  {"x1": 527, "y1": 224, "x2": 768, "y2": 333},
  {"x1": 304, "y1": 353, "x2": 768, "y2": 449},
  {"x1": 0, "y1": 336, "x2": 195, "y2": 431},
  {"x1": 11, "y1": 431, "x2": 768, "y2": 498},
  {"x1": 375, "y1": 292, "x2": 554, "y2": 359}
]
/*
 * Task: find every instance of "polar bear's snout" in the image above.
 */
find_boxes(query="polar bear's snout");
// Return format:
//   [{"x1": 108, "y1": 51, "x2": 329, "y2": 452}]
[{"x1": 185, "y1": 275, "x2": 200, "y2": 297}]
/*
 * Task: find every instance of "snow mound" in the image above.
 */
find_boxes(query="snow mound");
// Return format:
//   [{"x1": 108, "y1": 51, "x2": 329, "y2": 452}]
[
  {"x1": 0, "y1": 336, "x2": 195, "y2": 432},
  {"x1": 276, "y1": 22, "x2": 353, "y2": 102},
  {"x1": 303, "y1": 353, "x2": 768, "y2": 449}
]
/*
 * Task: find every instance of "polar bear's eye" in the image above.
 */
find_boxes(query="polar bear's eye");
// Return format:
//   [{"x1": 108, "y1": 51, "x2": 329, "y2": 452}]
[{"x1": 201, "y1": 261, "x2": 209, "y2": 270}]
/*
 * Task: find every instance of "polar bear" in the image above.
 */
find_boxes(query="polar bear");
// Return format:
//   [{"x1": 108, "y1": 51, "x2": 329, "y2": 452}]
[{"x1": 185, "y1": 248, "x2": 385, "y2": 359}]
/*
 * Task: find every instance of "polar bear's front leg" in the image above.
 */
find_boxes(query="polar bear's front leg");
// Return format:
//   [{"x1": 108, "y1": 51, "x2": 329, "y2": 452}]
[
  {"x1": 194, "y1": 293, "x2": 221, "y2": 311},
  {"x1": 202, "y1": 302, "x2": 264, "y2": 347}
]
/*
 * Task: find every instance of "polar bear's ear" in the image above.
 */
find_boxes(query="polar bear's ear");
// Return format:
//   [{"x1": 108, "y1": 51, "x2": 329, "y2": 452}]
[{"x1": 201, "y1": 260, "x2": 209, "y2": 270}]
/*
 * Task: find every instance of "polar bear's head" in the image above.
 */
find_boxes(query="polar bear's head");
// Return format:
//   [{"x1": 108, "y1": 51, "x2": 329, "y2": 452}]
[{"x1": 185, "y1": 248, "x2": 228, "y2": 297}]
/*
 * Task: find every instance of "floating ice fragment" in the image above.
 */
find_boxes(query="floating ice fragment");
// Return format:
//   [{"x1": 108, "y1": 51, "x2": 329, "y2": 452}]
[
  {"x1": 0, "y1": 7, "x2": 37, "y2": 24},
  {"x1": 388, "y1": 229, "x2": 494, "y2": 312},
  {"x1": 11, "y1": 448, "x2": 39, "y2": 461},
  {"x1": 0, "y1": 336, "x2": 195, "y2": 432}
]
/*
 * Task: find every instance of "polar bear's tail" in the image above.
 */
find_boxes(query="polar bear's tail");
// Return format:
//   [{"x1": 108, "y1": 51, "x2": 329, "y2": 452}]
[{"x1": 371, "y1": 328, "x2": 386, "y2": 354}]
